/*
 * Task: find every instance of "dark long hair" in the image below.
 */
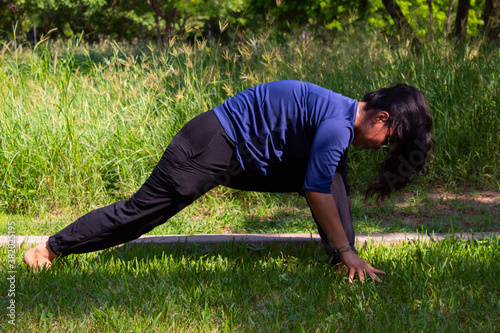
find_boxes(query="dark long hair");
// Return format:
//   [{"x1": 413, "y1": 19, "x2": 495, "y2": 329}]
[{"x1": 363, "y1": 84, "x2": 434, "y2": 200}]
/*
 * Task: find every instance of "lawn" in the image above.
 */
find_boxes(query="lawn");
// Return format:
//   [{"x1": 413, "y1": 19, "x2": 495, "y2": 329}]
[
  {"x1": 1, "y1": 236, "x2": 499, "y2": 332},
  {"x1": 1, "y1": 34, "x2": 499, "y2": 222},
  {"x1": 1, "y1": 33, "x2": 499, "y2": 331},
  {"x1": 1, "y1": 188, "x2": 498, "y2": 237}
]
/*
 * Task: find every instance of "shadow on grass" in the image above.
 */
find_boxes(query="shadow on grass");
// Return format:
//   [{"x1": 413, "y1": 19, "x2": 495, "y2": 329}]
[
  {"x1": 232, "y1": 212, "x2": 314, "y2": 234},
  {"x1": 4, "y1": 242, "x2": 342, "y2": 330},
  {"x1": 353, "y1": 189, "x2": 500, "y2": 233},
  {"x1": 222, "y1": 189, "x2": 500, "y2": 235},
  {"x1": 2, "y1": 237, "x2": 499, "y2": 331}
]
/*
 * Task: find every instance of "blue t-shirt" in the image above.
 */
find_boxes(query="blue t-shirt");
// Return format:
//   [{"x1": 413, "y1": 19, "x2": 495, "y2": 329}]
[{"x1": 213, "y1": 80, "x2": 357, "y2": 194}]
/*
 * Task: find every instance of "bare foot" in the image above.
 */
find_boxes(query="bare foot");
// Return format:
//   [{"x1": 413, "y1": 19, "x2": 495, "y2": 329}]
[{"x1": 24, "y1": 241, "x2": 58, "y2": 270}]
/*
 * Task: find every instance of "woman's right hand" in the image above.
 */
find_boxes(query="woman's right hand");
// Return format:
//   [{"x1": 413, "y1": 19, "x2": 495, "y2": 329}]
[{"x1": 339, "y1": 250, "x2": 386, "y2": 283}]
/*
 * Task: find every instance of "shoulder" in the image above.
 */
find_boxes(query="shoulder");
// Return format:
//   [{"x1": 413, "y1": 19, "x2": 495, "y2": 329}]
[
  {"x1": 256, "y1": 80, "x2": 308, "y2": 91},
  {"x1": 313, "y1": 119, "x2": 353, "y2": 148}
]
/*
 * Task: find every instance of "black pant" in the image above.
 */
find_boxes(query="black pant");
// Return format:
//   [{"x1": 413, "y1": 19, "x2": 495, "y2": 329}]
[{"x1": 49, "y1": 110, "x2": 356, "y2": 262}]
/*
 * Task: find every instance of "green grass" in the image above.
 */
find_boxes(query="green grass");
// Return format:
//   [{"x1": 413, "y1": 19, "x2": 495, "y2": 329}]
[
  {"x1": 1, "y1": 187, "x2": 498, "y2": 236},
  {"x1": 1, "y1": 236, "x2": 499, "y2": 332},
  {"x1": 0, "y1": 34, "x2": 499, "y2": 225},
  {"x1": 1, "y1": 31, "x2": 499, "y2": 333}
]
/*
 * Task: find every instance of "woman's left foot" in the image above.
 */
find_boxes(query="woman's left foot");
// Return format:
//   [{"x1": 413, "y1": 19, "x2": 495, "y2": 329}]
[{"x1": 23, "y1": 241, "x2": 57, "y2": 270}]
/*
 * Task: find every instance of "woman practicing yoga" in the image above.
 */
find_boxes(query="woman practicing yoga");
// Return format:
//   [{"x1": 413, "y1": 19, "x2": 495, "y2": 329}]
[{"x1": 24, "y1": 80, "x2": 433, "y2": 283}]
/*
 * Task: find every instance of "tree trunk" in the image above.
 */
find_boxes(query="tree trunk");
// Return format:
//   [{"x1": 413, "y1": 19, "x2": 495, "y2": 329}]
[
  {"x1": 482, "y1": 0, "x2": 500, "y2": 43},
  {"x1": 147, "y1": 0, "x2": 163, "y2": 45},
  {"x1": 162, "y1": 7, "x2": 178, "y2": 40},
  {"x1": 483, "y1": 0, "x2": 494, "y2": 27},
  {"x1": 445, "y1": 0, "x2": 454, "y2": 37},
  {"x1": 7, "y1": 3, "x2": 23, "y2": 48},
  {"x1": 381, "y1": 0, "x2": 422, "y2": 48},
  {"x1": 454, "y1": 0, "x2": 470, "y2": 40},
  {"x1": 381, "y1": 0, "x2": 415, "y2": 37},
  {"x1": 154, "y1": 14, "x2": 162, "y2": 45},
  {"x1": 426, "y1": 0, "x2": 434, "y2": 42}
]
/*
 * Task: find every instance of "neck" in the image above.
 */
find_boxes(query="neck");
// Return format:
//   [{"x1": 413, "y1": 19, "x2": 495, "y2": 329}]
[{"x1": 354, "y1": 101, "x2": 366, "y2": 131}]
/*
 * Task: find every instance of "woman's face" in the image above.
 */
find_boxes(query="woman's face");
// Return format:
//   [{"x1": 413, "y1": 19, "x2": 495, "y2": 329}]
[{"x1": 352, "y1": 111, "x2": 391, "y2": 150}]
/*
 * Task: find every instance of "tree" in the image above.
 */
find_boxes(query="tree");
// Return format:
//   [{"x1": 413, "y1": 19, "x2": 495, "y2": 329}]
[
  {"x1": 1, "y1": 0, "x2": 29, "y2": 44},
  {"x1": 380, "y1": 0, "x2": 425, "y2": 48},
  {"x1": 381, "y1": 0, "x2": 416, "y2": 36},
  {"x1": 445, "y1": 0, "x2": 454, "y2": 37},
  {"x1": 426, "y1": 0, "x2": 434, "y2": 42},
  {"x1": 0, "y1": 0, "x2": 494, "y2": 45},
  {"x1": 146, "y1": 0, "x2": 177, "y2": 45},
  {"x1": 482, "y1": 0, "x2": 500, "y2": 44},
  {"x1": 454, "y1": 0, "x2": 470, "y2": 40}
]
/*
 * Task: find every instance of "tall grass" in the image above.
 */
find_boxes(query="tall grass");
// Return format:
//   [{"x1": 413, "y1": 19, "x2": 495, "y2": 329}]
[{"x1": 0, "y1": 33, "x2": 499, "y2": 219}]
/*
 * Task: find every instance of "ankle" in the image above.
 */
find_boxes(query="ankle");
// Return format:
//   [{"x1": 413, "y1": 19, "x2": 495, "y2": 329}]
[
  {"x1": 45, "y1": 242, "x2": 58, "y2": 261},
  {"x1": 33, "y1": 242, "x2": 57, "y2": 262}
]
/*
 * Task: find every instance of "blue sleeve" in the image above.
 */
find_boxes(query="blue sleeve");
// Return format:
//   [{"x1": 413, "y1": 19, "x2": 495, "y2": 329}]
[{"x1": 302, "y1": 119, "x2": 352, "y2": 193}]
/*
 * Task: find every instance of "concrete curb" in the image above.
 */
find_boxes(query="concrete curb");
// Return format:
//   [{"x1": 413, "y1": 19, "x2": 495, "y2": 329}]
[{"x1": 2, "y1": 232, "x2": 498, "y2": 248}]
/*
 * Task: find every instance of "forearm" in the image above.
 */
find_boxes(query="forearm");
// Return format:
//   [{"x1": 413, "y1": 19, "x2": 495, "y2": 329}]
[
  {"x1": 305, "y1": 190, "x2": 349, "y2": 249},
  {"x1": 306, "y1": 190, "x2": 385, "y2": 283}
]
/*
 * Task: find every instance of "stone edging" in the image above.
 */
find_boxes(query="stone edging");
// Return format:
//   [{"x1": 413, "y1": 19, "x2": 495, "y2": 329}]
[{"x1": 1, "y1": 232, "x2": 498, "y2": 248}]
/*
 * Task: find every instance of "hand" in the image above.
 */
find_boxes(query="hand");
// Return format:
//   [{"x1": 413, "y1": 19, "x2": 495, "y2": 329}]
[{"x1": 339, "y1": 250, "x2": 386, "y2": 283}]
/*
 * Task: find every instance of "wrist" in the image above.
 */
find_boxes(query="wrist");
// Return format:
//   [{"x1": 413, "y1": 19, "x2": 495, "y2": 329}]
[
  {"x1": 334, "y1": 242, "x2": 350, "y2": 251},
  {"x1": 339, "y1": 246, "x2": 353, "y2": 256}
]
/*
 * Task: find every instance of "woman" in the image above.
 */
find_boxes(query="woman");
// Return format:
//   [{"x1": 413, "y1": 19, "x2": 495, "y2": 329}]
[{"x1": 24, "y1": 80, "x2": 433, "y2": 283}]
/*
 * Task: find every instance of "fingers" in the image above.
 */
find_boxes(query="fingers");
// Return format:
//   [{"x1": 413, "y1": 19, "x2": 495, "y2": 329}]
[
  {"x1": 372, "y1": 268, "x2": 386, "y2": 275},
  {"x1": 358, "y1": 269, "x2": 365, "y2": 283},
  {"x1": 334, "y1": 263, "x2": 348, "y2": 274},
  {"x1": 367, "y1": 271, "x2": 382, "y2": 283},
  {"x1": 367, "y1": 265, "x2": 386, "y2": 282},
  {"x1": 341, "y1": 252, "x2": 386, "y2": 283},
  {"x1": 348, "y1": 266, "x2": 384, "y2": 284},
  {"x1": 348, "y1": 267, "x2": 365, "y2": 284}
]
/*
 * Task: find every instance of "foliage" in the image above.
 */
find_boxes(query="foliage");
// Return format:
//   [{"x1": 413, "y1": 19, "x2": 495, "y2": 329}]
[
  {"x1": 0, "y1": 0, "x2": 494, "y2": 43},
  {"x1": 0, "y1": 0, "x2": 247, "y2": 43}
]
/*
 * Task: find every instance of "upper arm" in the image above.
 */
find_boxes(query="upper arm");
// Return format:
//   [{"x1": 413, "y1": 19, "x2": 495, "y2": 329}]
[{"x1": 302, "y1": 119, "x2": 352, "y2": 193}]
